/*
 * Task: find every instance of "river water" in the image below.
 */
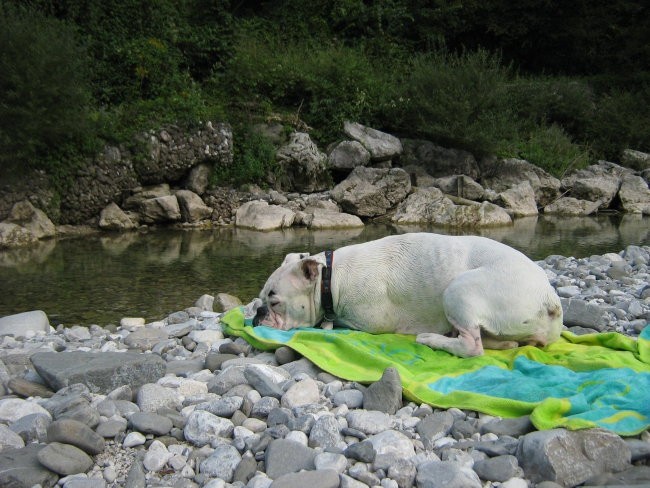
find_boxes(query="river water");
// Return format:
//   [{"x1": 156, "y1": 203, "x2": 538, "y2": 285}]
[{"x1": 1, "y1": 214, "x2": 649, "y2": 327}]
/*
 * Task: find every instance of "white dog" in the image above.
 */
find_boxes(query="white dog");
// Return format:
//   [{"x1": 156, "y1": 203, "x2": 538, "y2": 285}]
[{"x1": 255, "y1": 233, "x2": 563, "y2": 357}]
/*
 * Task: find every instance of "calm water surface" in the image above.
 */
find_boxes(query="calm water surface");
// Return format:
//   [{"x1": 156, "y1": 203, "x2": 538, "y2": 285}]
[{"x1": 1, "y1": 215, "x2": 648, "y2": 326}]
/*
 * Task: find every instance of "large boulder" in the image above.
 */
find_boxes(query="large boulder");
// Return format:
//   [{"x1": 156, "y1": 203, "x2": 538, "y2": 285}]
[
  {"x1": 343, "y1": 122, "x2": 403, "y2": 162},
  {"x1": 98, "y1": 202, "x2": 137, "y2": 230},
  {"x1": 561, "y1": 161, "x2": 630, "y2": 208},
  {"x1": 392, "y1": 187, "x2": 511, "y2": 226},
  {"x1": 543, "y1": 197, "x2": 600, "y2": 216},
  {"x1": 618, "y1": 175, "x2": 650, "y2": 214},
  {"x1": 401, "y1": 140, "x2": 480, "y2": 179},
  {"x1": 480, "y1": 158, "x2": 561, "y2": 207},
  {"x1": 122, "y1": 184, "x2": 171, "y2": 210},
  {"x1": 184, "y1": 162, "x2": 212, "y2": 195},
  {"x1": 516, "y1": 428, "x2": 631, "y2": 487},
  {"x1": 301, "y1": 208, "x2": 364, "y2": 229},
  {"x1": 331, "y1": 167, "x2": 411, "y2": 217},
  {"x1": 235, "y1": 200, "x2": 295, "y2": 231},
  {"x1": 134, "y1": 121, "x2": 233, "y2": 184},
  {"x1": 175, "y1": 190, "x2": 213, "y2": 222},
  {"x1": 139, "y1": 195, "x2": 182, "y2": 224},
  {"x1": 621, "y1": 149, "x2": 650, "y2": 171},
  {"x1": 275, "y1": 132, "x2": 330, "y2": 193},
  {"x1": 433, "y1": 175, "x2": 485, "y2": 201},
  {"x1": 328, "y1": 140, "x2": 371, "y2": 170},
  {"x1": 497, "y1": 181, "x2": 539, "y2": 216},
  {"x1": 0, "y1": 310, "x2": 50, "y2": 338},
  {"x1": 31, "y1": 351, "x2": 166, "y2": 394},
  {"x1": 0, "y1": 222, "x2": 37, "y2": 249},
  {"x1": 6, "y1": 201, "x2": 55, "y2": 239}
]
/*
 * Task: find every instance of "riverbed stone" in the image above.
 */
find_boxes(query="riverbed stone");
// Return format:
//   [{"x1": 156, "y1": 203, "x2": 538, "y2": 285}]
[
  {"x1": 0, "y1": 310, "x2": 50, "y2": 338},
  {"x1": 31, "y1": 351, "x2": 166, "y2": 394},
  {"x1": 416, "y1": 411, "x2": 455, "y2": 450},
  {"x1": 498, "y1": 181, "x2": 539, "y2": 216},
  {"x1": 47, "y1": 419, "x2": 106, "y2": 455},
  {"x1": 199, "y1": 444, "x2": 241, "y2": 481},
  {"x1": 346, "y1": 410, "x2": 391, "y2": 434},
  {"x1": 0, "y1": 397, "x2": 52, "y2": 423},
  {"x1": 302, "y1": 208, "x2": 364, "y2": 229},
  {"x1": 0, "y1": 424, "x2": 25, "y2": 451},
  {"x1": 128, "y1": 412, "x2": 173, "y2": 436},
  {"x1": 136, "y1": 383, "x2": 182, "y2": 412},
  {"x1": 416, "y1": 460, "x2": 482, "y2": 488},
  {"x1": 362, "y1": 367, "x2": 402, "y2": 414},
  {"x1": 184, "y1": 410, "x2": 234, "y2": 446},
  {"x1": 37, "y1": 442, "x2": 94, "y2": 476},
  {"x1": 309, "y1": 414, "x2": 343, "y2": 449},
  {"x1": 543, "y1": 197, "x2": 601, "y2": 216},
  {"x1": 9, "y1": 412, "x2": 51, "y2": 443},
  {"x1": 0, "y1": 444, "x2": 59, "y2": 488},
  {"x1": 473, "y1": 455, "x2": 523, "y2": 482},
  {"x1": 618, "y1": 174, "x2": 650, "y2": 214},
  {"x1": 264, "y1": 438, "x2": 316, "y2": 479},
  {"x1": 281, "y1": 377, "x2": 320, "y2": 409},
  {"x1": 367, "y1": 429, "x2": 415, "y2": 458},
  {"x1": 516, "y1": 428, "x2": 631, "y2": 486},
  {"x1": 139, "y1": 195, "x2": 181, "y2": 223},
  {"x1": 560, "y1": 298, "x2": 608, "y2": 330},
  {"x1": 123, "y1": 327, "x2": 168, "y2": 350},
  {"x1": 270, "y1": 469, "x2": 339, "y2": 488}
]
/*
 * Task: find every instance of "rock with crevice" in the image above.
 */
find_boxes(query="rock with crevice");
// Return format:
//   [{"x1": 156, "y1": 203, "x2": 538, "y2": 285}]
[{"x1": 235, "y1": 200, "x2": 296, "y2": 231}]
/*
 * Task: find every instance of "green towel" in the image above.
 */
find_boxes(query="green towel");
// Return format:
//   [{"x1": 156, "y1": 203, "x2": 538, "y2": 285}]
[{"x1": 222, "y1": 307, "x2": 650, "y2": 436}]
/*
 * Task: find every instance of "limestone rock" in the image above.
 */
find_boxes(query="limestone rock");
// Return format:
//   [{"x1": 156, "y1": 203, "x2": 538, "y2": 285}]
[
  {"x1": 7, "y1": 200, "x2": 56, "y2": 238},
  {"x1": 561, "y1": 161, "x2": 630, "y2": 208},
  {"x1": 401, "y1": 139, "x2": 480, "y2": 179},
  {"x1": 135, "y1": 121, "x2": 232, "y2": 184},
  {"x1": 122, "y1": 184, "x2": 171, "y2": 210},
  {"x1": 184, "y1": 162, "x2": 212, "y2": 194},
  {"x1": 37, "y1": 441, "x2": 93, "y2": 476},
  {"x1": 417, "y1": 460, "x2": 482, "y2": 488},
  {"x1": 481, "y1": 157, "x2": 561, "y2": 206},
  {"x1": 543, "y1": 197, "x2": 600, "y2": 216},
  {"x1": 31, "y1": 351, "x2": 166, "y2": 394},
  {"x1": 0, "y1": 444, "x2": 59, "y2": 488},
  {"x1": 328, "y1": 140, "x2": 371, "y2": 170},
  {"x1": 276, "y1": 132, "x2": 330, "y2": 192},
  {"x1": 516, "y1": 428, "x2": 631, "y2": 487},
  {"x1": 98, "y1": 202, "x2": 137, "y2": 230},
  {"x1": 621, "y1": 149, "x2": 650, "y2": 171},
  {"x1": 0, "y1": 310, "x2": 50, "y2": 338},
  {"x1": 434, "y1": 175, "x2": 485, "y2": 201},
  {"x1": 175, "y1": 189, "x2": 213, "y2": 222},
  {"x1": 331, "y1": 166, "x2": 411, "y2": 217},
  {"x1": 362, "y1": 367, "x2": 402, "y2": 414},
  {"x1": 0, "y1": 222, "x2": 37, "y2": 248},
  {"x1": 264, "y1": 439, "x2": 316, "y2": 479},
  {"x1": 302, "y1": 208, "x2": 364, "y2": 229},
  {"x1": 235, "y1": 200, "x2": 295, "y2": 231},
  {"x1": 343, "y1": 122, "x2": 403, "y2": 162},
  {"x1": 498, "y1": 181, "x2": 539, "y2": 216},
  {"x1": 140, "y1": 195, "x2": 181, "y2": 223},
  {"x1": 392, "y1": 188, "x2": 511, "y2": 226},
  {"x1": 618, "y1": 174, "x2": 650, "y2": 214}
]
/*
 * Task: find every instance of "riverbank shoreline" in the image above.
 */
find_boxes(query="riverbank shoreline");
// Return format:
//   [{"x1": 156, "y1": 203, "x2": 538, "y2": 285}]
[{"x1": 0, "y1": 246, "x2": 649, "y2": 487}]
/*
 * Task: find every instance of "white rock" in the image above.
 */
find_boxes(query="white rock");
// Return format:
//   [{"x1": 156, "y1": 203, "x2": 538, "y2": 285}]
[
  {"x1": 368, "y1": 430, "x2": 415, "y2": 459},
  {"x1": 188, "y1": 329, "x2": 224, "y2": 345},
  {"x1": 281, "y1": 377, "x2": 320, "y2": 409},
  {"x1": 0, "y1": 424, "x2": 25, "y2": 451},
  {"x1": 123, "y1": 432, "x2": 146, "y2": 448},
  {"x1": 120, "y1": 317, "x2": 145, "y2": 331},
  {"x1": 143, "y1": 440, "x2": 171, "y2": 472},
  {"x1": 0, "y1": 398, "x2": 51, "y2": 423},
  {"x1": 0, "y1": 310, "x2": 50, "y2": 338},
  {"x1": 184, "y1": 410, "x2": 234, "y2": 447},
  {"x1": 346, "y1": 410, "x2": 392, "y2": 434},
  {"x1": 285, "y1": 430, "x2": 309, "y2": 446},
  {"x1": 314, "y1": 452, "x2": 347, "y2": 473}
]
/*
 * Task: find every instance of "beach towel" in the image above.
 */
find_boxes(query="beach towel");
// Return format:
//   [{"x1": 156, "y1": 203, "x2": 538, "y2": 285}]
[{"x1": 221, "y1": 307, "x2": 650, "y2": 436}]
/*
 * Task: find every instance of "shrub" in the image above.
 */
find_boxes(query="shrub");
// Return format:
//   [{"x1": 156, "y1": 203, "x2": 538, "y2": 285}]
[
  {"x1": 212, "y1": 128, "x2": 278, "y2": 187},
  {"x1": 496, "y1": 124, "x2": 591, "y2": 177}
]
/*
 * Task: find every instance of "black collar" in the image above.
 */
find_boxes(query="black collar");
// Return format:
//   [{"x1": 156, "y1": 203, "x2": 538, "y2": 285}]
[{"x1": 321, "y1": 250, "x2": 336, "y2": 321}]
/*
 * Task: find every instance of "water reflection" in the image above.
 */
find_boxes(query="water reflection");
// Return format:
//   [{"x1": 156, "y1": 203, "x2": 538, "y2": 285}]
[{"x1": 0, "y1": 215, "x2": 648, "y2": 326}]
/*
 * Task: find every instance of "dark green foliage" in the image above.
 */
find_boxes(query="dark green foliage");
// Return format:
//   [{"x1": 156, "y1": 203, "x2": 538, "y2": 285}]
[
  {"x1": 212, "y1": 129, "x2": 277, "y2": 187},
  {"x1": 1, "y1": 0, "x2": 648, "y2": 186},
  {"x1": 0, "y1": 2, "x2": 96, "y2": 176}
]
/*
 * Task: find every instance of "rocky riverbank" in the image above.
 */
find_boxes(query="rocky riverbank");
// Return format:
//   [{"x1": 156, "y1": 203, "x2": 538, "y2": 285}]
[
  {"x1": 1, "y1": 121, "x2": 650, "y2": 249},
  {"x1": 0, "y1": 245, "x2": 649, "y2": 488}
]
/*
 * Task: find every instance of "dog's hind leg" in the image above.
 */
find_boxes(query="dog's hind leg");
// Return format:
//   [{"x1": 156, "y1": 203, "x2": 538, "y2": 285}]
[{"x1": 416, "y1": 321, "x2": 484, "y2": 357}]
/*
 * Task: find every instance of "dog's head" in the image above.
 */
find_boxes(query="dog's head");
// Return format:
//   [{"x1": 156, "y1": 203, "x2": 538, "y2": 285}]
[{"x1": 254, "y1": 252, "x2": 326, "y2": 330}]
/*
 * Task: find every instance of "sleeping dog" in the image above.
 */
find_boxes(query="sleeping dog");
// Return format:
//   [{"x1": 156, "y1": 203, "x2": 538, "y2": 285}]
[{"x1": 254, "y1": 233, "x2": 563, "y2": 357}]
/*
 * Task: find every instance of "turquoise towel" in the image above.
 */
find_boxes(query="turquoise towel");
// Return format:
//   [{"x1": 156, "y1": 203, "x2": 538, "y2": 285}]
[{"x1": 222, "y1": 307, "x2": 650, "y2": 436}]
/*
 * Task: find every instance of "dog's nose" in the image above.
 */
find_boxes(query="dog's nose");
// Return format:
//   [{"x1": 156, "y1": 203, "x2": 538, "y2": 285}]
[{"x1": 253, "y1": 305, "x2": 268, "y2": 326}]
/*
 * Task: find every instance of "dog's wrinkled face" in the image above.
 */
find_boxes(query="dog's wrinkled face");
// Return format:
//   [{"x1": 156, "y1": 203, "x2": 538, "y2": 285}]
[{"x1": 255, "y1": 253, "x2": 326, "y2": 330}]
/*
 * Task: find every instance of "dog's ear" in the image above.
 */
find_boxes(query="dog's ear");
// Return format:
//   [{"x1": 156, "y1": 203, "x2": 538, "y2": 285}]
[
  {"x1": 300, "y1": 256, "x2": 325, "y2": 282},
  {"x1": 282, "y1": 252, "x2": 310, "y2": 266}
]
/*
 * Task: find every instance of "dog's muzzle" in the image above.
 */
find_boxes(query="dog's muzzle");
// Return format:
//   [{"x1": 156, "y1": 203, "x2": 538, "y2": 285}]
[{"x1": 252, "y1": 305, "x2": 268, "y2": 326}]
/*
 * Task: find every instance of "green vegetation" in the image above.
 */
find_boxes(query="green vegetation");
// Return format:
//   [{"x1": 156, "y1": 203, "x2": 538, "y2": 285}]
[{"x1": 1, "y1": 0, "x2": 648, "y2": 185}]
